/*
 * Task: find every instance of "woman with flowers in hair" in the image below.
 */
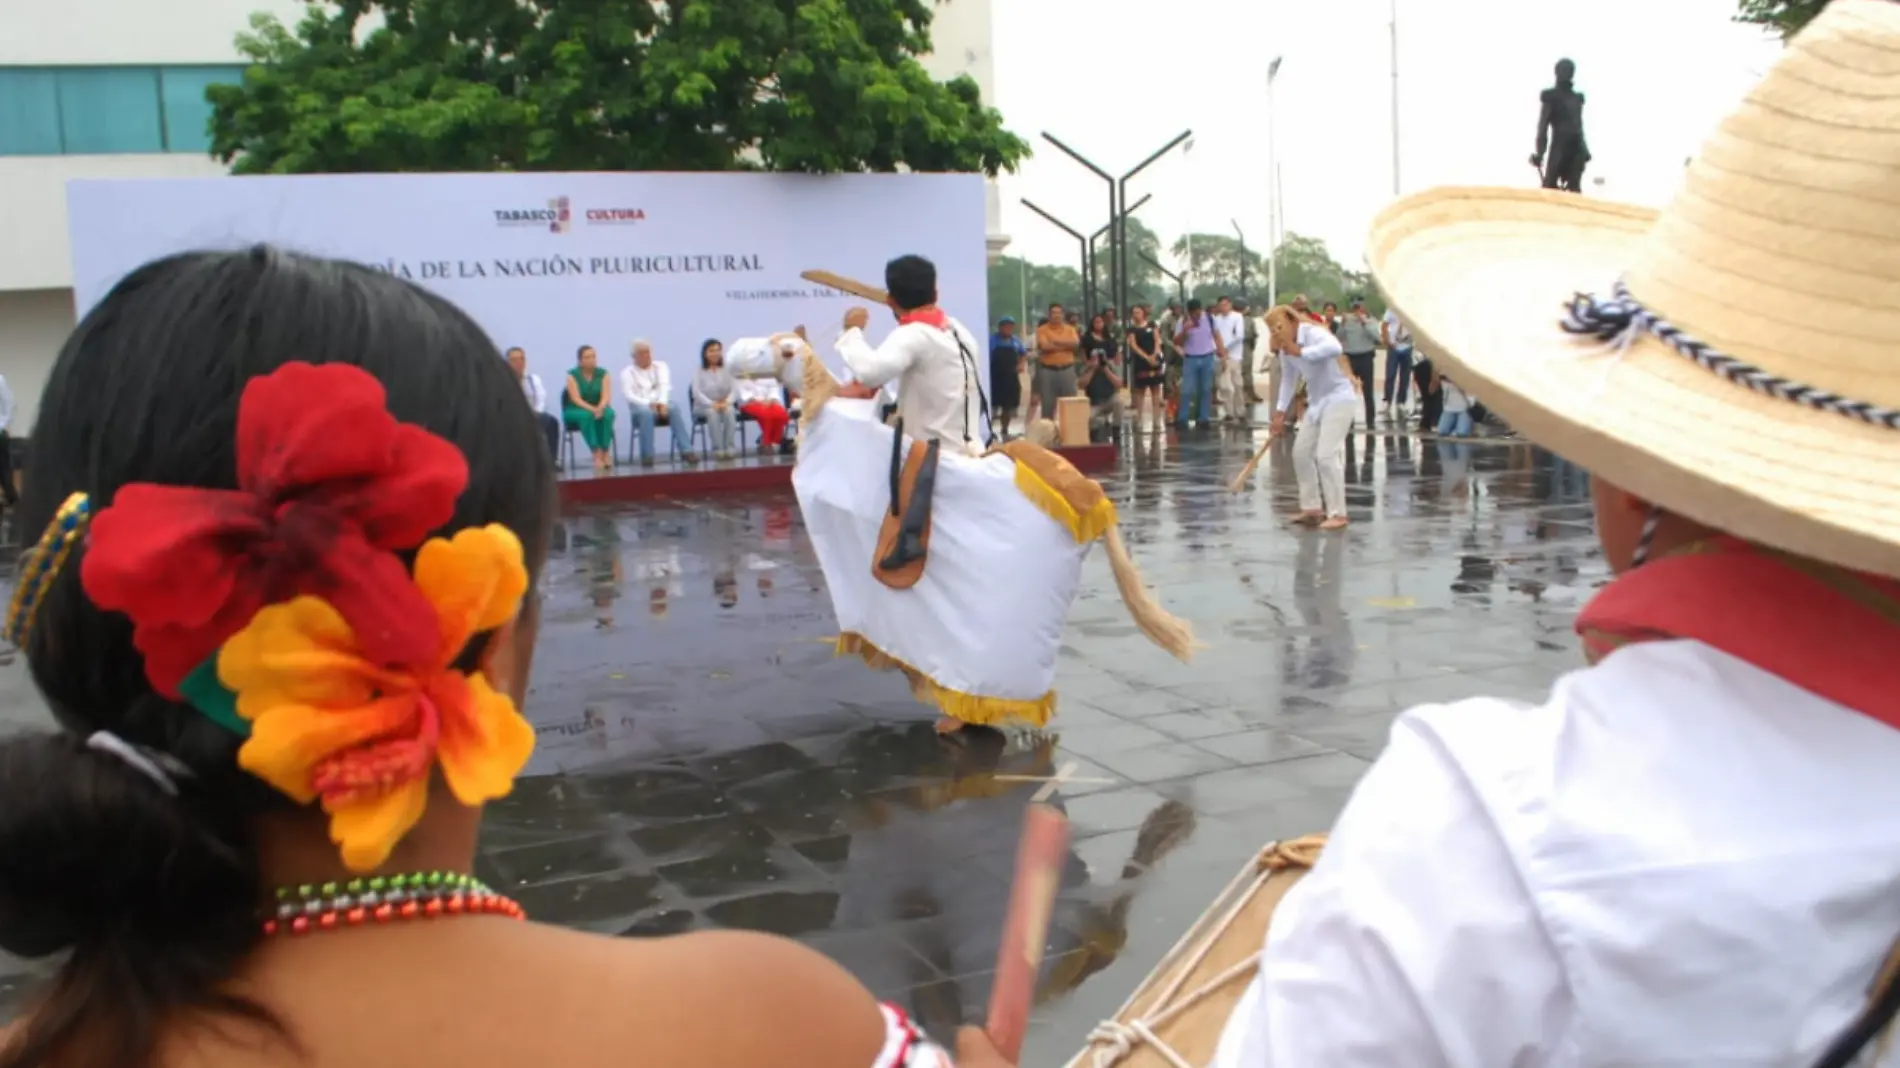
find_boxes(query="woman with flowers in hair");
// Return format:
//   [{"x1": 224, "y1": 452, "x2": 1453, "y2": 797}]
[{"x1": 0, "y1": 247, "x2": 1007, "y2": 1068}]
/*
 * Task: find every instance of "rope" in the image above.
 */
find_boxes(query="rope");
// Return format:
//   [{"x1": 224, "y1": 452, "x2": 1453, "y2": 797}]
[
  {"x1": 1562, "y1": 281, "x2": 1900, "y2": 431},
  {"x1": 1079, "y1": 836, "x2": 1325, "y2": 1068}
]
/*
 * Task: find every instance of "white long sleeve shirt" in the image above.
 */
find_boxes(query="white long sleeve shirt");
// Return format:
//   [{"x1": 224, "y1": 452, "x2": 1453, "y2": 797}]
[
  {"x1": 1216, "y1": 639, "x2": 1900, "y2": 1067},
  {"x1": 520, "y1": 372, "x2": 548, "y2": 415},
  {"x1": 1273, "y1": 322, "x2": 1355, "y2": 418},
  {"x1": 620, "y1": 361, "x2": 670, "y2": 408},
  {"x1": 0, "y1": 375, "x2": 15, "y2": 433},
  {"x1": 1213, "y1": 311, "x2": 1247, "y2": 362},
  {"x1": 837, "y1": 317, "x2": 986, "y2": 455}
]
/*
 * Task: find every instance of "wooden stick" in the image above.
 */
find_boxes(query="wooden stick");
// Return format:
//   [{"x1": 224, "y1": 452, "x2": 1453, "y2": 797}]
[
  {"x1": 986, "y1": 803, "x2": 1070, "y2": 1062},
  {"x1": 800, "y1": 269, "x2": 890, "y2": 305},
  {"x1": 1227, "y1": 431, "x2": 1281, "y2": 493}
]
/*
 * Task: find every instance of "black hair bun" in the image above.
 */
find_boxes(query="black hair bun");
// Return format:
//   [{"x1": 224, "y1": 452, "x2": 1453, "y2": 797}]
[{"x1": 0, "y1": 732, "x2": 256, "y2": 960}]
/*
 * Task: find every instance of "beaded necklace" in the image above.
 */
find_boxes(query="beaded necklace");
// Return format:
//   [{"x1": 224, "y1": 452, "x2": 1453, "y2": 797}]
[{"x1": 265, "y1": 869, "x2": 525, "y2": 935}]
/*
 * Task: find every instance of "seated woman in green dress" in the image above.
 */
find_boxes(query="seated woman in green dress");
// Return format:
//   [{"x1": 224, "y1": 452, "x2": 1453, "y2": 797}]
[{"x1": 563, "y1": 345, "x2": 615, "y2": 471}]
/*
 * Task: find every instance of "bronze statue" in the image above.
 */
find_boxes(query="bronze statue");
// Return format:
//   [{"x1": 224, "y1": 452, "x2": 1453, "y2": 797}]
[{"x1": 1530, "y1": 59, "x2": 1591, "y2": 193}]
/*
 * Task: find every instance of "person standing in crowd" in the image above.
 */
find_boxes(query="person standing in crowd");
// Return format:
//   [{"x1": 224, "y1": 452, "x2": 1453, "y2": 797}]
[
  {"x1": 693, "y1": 338, "x2": 740, "y2": 462},
  {"x1": 1126, "y1": 304, "x2": 1166, "y2": 433},
  {"x1": 0, "y1": 371, "x2": 17, "y2": 510},
  {"x1": 837, "y1": 254, "x2": 987, "y2": 453},
  {"x1": 1080, "y1": 313, "x2": 1123, "y2": 436},
  {"x1": 1174, "y1": 298, "x2": 1226, "y2": 430},
  {"x1": 621, "y1": 340, "x2": 684, "y2": 468},
  {"x1": 988, "y1": 316, "x2": 1027, "y2": 439},
  {"x1": 1159, "y1": 300, "x2": 1185, "y2": 418},
  {"x1": 1412, "y1": 345, "x2": 1442, "y2": 433},
  {"x1": 1381, "y1": 305, "x2": 1415, "y2": 420},
  {"x1": 506, "y1": 347, "x2": 560, "y2": 461},
  {"x1": 1270, "y1": 306, "x2": 1357, "y2": 530},
  {"x1": 563, "y1": 344, "x2": 615, "y2": 471},
  {"x1": 1033, "y1": 301, "x2": 1080, "y2": 422},
  {"x1": 1320, "y1": 300, "x2": 1343, "y2": 335},
  {"x1": 735, "y1": 375, "x2": 792, "y2": 454},
  {"x1": 1337, "y1": 297, "x2": 1382, "y2": 428},
  {"x1": 1213, "y1": 296, "x2": 1249, "y2": 425}
]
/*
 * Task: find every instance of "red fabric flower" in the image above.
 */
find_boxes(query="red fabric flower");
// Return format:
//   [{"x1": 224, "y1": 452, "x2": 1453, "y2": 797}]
[{"x1": 80, "y1": 362, "x2": 470, "y2": 698}]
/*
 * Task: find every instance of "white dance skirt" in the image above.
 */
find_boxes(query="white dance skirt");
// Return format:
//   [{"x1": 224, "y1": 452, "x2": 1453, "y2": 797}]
[{"x1": 792, "y1": 398, "x2": 1091, "y2": 725}]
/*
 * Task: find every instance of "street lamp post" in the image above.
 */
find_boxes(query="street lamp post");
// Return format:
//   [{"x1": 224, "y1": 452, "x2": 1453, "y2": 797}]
[
  {"x1": 1020, "y1": 198, "x2": 1093, "y2": 321},
  {"x1": 1267, "y1": 55, "x2": 1283, "y2": 307},
  {"x1": 1232, "y1": 219, "x2": 1248, "y2": 305},
  {"x1": 1041, "y1": 130, "x2": 1193, "y2": 339},
  {"x1": 1389, "y1": 0, "x2": 1401, "y2": 196}
]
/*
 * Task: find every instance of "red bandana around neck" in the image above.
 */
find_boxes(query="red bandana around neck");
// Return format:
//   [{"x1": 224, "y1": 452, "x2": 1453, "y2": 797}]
[
  {"x1": 1575, "y1": 536, "x2": 1900, "y2": 730},
  {"x1": 900, "y1": 307, "x2": 948, "y2": 330}
]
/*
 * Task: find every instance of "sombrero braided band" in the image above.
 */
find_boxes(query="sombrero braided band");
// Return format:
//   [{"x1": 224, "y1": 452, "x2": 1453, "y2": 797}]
[{"x1": 1562, "y1": 280, "x2": 1900, "y2": 432}]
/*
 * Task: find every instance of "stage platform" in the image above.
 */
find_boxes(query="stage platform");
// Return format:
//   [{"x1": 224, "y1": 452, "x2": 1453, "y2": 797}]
[{"x1": 557, "y1": 441, "x2": 1119, "y2": 507}]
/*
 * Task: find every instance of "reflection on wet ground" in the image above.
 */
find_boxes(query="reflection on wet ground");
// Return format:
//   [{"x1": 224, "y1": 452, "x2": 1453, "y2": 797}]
[{"x1": 0, "y1": 427, "x2": 1604, "y2": 1054}]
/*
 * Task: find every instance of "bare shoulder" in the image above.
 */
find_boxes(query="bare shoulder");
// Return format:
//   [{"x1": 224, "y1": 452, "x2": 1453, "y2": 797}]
[{"x1": 527, "y1": 925, "x2": 888, "y2": 1068}]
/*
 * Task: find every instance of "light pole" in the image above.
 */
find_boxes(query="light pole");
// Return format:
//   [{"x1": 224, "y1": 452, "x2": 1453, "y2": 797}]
[
  {"x1": 1267, "y1": 55, "x2": 1283, "y2": 307},
  {"x1": 1020, "y1": 199, "x2": 1092, "y2": 320},
  {"x1": 1389, "y1": 0, "x2": 1401, "y2": 196},
  {"x1": 1232, "y1": 219, "x2": 1248, "y2": 305},
  {"x1": 1041, "y1": 130, "x2": 1193, "y2": 338}
]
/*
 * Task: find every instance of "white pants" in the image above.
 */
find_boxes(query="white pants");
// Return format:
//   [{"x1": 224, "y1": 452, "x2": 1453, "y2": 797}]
[
  {"x1": 1292, "y1": 400, "x2": 1354, "y2": 515},
  {"x1": 1217, "y1": 354, "x2": 1247, "y2": 420}
]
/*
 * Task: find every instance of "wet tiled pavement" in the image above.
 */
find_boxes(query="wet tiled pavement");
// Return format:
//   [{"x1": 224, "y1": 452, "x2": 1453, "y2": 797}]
[{"x1": 0, "y1": 424, "x2": 1605, "y2": 1056}]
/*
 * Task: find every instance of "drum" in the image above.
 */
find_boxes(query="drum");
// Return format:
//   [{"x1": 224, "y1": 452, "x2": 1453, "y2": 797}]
[{"x1": 1064, "y1": 836, "x2": 1326, "y2": 1068}]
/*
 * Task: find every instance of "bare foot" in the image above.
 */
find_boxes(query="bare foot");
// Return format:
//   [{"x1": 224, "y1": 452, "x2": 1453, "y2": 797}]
[
  {"x1": 1319, "y1": 515, "x2": 1350, "y2": 530},
  {"x1": 1291, "y1": 511, "x2": 1323, "y2": 526}
]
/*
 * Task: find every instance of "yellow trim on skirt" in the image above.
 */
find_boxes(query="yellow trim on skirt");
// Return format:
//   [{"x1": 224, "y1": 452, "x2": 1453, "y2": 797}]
[{"x1": 835, "y1": 632, "x2": 1054, "y2": 728}]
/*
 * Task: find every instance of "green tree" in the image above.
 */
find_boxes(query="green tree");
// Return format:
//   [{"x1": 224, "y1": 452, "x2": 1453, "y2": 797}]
[
  {"x1": 1734, "y1": 0, "x2": 1829, "y2": 37},
  {"x1": 208, "y1": 0, "x2": 1031, "y2": 175},
  {"x1": 1169, "y1": 233, "x2": 1264, "y2": 303},
  {"x1": 1088, "y1": 217, "x2": 1165, "y2": 311},
  {"x1": 987, "y1": 257, "x2": 1084, "y2": 325},
  {"x1": 1269, "y1": 233, "x2": 1382, "y2": 315}
]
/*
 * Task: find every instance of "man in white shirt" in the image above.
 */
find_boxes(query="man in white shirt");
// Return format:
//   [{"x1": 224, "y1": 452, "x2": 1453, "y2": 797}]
[
  {"x1": 506, "y1": 347, "x2": 560, "y2": 461},
  {"x1": 837, "y1": 254, "x2": 987, "y2": 456},
  {"x1": 1268, "y1": 308, "x2": 1357, "y2": 530},
  {"x1": 621, "y1": 340, "x2": 690, "y2": 466},
  {"x1": 1212, "y1": 296, "x2": 1249, "y2": 425},
  {"x1": 1217, "y1": 11, "x2": 1900, "y2": 1061}
]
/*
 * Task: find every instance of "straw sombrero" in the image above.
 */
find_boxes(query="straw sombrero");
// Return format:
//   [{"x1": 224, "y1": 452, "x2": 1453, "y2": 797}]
[{"x1": 1368, "y1": 0, "x2": 1900, "y2": 577}]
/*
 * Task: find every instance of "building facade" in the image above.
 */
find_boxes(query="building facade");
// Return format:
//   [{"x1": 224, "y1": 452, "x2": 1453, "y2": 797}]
[{"x1": 0, "y1": 0, "x2": 1005, "y2": 434}]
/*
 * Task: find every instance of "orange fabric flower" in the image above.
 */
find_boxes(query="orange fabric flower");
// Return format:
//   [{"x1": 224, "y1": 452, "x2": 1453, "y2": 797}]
[{"x1": 218, "y1": 525, "x2": 534, "y2": 871}]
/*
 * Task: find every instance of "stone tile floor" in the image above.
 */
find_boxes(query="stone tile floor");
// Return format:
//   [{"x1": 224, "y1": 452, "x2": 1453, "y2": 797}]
[{"x1": 0, "y1": 423, "x2": 1604, "y2": 1060}]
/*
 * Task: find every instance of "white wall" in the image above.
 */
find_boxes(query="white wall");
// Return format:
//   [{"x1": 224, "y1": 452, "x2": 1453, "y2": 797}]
[
  {"x1": 0, "y1": 0, "x2": 307, "y2": 65},
  {"x1": 0, "y1": 155, "x2": 234, "y2": 293},
  {"x1": 0, "y1": 289, "x2": 75, "y2": 435}
]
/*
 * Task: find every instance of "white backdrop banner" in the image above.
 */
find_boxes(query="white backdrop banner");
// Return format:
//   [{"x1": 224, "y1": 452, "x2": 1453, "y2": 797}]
[{"x1": 65, "y1": 172, "x2": 990, "y2": 441}]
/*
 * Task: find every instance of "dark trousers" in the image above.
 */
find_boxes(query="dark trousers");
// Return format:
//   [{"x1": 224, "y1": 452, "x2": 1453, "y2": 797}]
[
  {"x1": 536, "y1": 412, "x2": 560, "y2": 461},
  {"x1": 1413, "y1": 357, "x2": 1443, "y2": 433},
  {"x1": 0, "y1": 433, "x2": 16, "y2": 505},
  {"x1": 1383, "y1": 345, "x2": 1414, "y2": 404},
  {"x1": 1347, "y1": 352, "x2": 1376, "y2": 426}
]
